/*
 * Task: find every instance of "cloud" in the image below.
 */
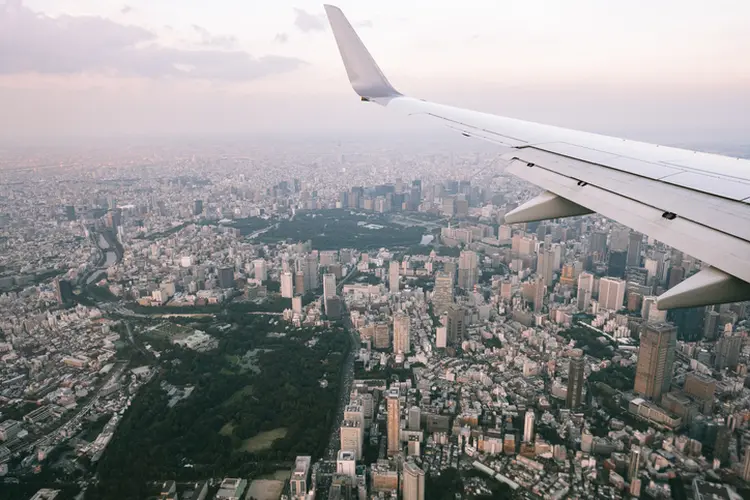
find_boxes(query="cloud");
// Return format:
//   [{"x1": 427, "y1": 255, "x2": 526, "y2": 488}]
[
  {"x1": 0, "y1": 5, "x2": 304, "y2": 81},
  {"x1": 121, "y1": 5, "x2": 133, "y2": 15},
  {"x1": 192, "y1": 24, "x2": 237, "y2": 48},
  {"x1": 274, "y1": 33, "x2": 289, "y2": 44},
  {"x1": 355, "y1": 20, "x2": 373, "y2": 28},
  {"x1": 294, "y1": 8, "x2": 325, "y2": 33}
]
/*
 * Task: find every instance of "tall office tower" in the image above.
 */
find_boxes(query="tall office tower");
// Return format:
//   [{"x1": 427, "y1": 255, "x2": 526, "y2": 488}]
[
  {"x1": 302, "y1": 254, "x2": 319, "y2": 291},
  {"x1": 342, "y1": 404, "x2": 364, "y2": 459},
  {"x1": 64, "y1": 205, "x2": 76, "y2": 221},
  {"x1": 715, "y1": 334, "x2": 742, "y2": 370},
  {"x1": 294, "y1": 271, "x2": 305, "y2": 295},
  {"x1": 340, "y1": 419, "x2": 363, "y2": 460},
  {"x1": 523, "y1": 410, "x2": 535, "y2": 443},
  {"x1": 253, "y1": 259, "x2": 267, "y2": 282},
  {"x1": 643, "y1": 258, "x2": 659, "y2": 283},
  {"x1": 607, "y1": 251, "x2": 627, "y2": 278},
  {"x1": 537, "y1": 246, "x2": 556, "y2": 285},
  {"x1": 323, "y1": 273, "x2": 337, "y2": 298},
  {"x1": 577, "y1": 272, "x2": 594, "y2": 311},
  {"x1": 374, "y1": 322, "x2": 390, "y2": 349},
  {"x1": 667, "y1": 265, "x2": 686, "y2": 290},
  {"x1": 281, "y1": 271, "x2": 294, "y2": 298},
  {"x1": 590, "y1": 231, "x2": 608, "y2": 259},
  {"x1": 444, "y1": 304, "x2": 466, "y2": 344},
  {"x1": 218, "y1": 267, "x2": 235, "y2": 289},
  {"x1": 193, "y1": 199, "x2": 203, "y2": 216},
  {"x1": 533, "y1": 277, "x2": 545, "y2": 313},
  {"x1": 566, "y1": 357, "x2": 585, "y2": 409},
  {"x1": 457, "y1": 250, "x2": 479, "y2": 290},
  {"x1": 627, "y1": 231, "x2": 643, "y2": 267},
  {"x1": 634, "y1": 322, "x2": 677, "y2": 401},
  {"x1": 628, "y1": 445, "x2": 641, "y2": 481},
  {"x1": 289, "y1": 456, "x2": 312, "y2": 499},
  {"x1": 292, "y1": 295, "x2": 303, "y2": 314},
  {"x1": 393, "y1": 313, "x2": 410, "y2": 354},
  {"x1": 599, "y1": 277, "x2": 626, "y2": 311},
  {"x1": 336, "y1": 450, "x2": 356, "y2": 478},
  {"x1": 389, "y1": 260, "x2": 400, "y2": 293},
  {"x1": 408, "y1": 406, "x2": 421, "y2": 431},
  {"x1": 432, "y1": 271, "x2": 454, "y2": 315},
  {"x1": 704, "y1": 308, "x2": 720, "y2": 340},
  {"x1": 386, "y1": 388, "x2": 401, "y2": 456},
  {"x1": 54, "y1": 279, "x2": 74, "y2": 305},
  {"x1": 610, "y1": 227, "x2": 630, "y2": 252},
  {"x1": 742, "y1": 447, "x2": 750, "y2": 482},
  {"x1": 402, "y1": 462, "x2": 426, "y2": 500}
]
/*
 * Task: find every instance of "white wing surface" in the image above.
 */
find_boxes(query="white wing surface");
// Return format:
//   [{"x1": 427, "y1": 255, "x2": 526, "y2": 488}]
[{"x1": 324, "y1": 5, "x2": 750, "y2": 309}]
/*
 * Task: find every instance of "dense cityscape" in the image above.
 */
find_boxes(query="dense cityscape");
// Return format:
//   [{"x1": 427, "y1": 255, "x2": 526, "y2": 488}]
[{"x1": 0, "y1": 137, "x2": 748, "y2": 500}]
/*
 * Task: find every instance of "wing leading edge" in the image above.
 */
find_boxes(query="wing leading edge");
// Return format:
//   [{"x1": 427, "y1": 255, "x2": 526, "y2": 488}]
[{"x1": 324, "y1": 5, "x2": 750, "y2": 309}]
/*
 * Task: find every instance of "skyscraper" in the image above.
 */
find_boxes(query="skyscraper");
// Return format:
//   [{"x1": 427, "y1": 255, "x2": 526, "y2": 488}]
[
  {"x1": 589, "y1": 231, "x2": 608, "y2": 258},
  {"x1": 408, "y1": 406, "x2": 421, "y2": 431},
  {"x1": 607, "y1": 250, "x2": 627, "y2": 278},
  {"x1": 432, "y1": 271, "x2": 454, "y2": 315},
  {"x1": 715, "y1": 334, "x2": 742, "y2": 370},
  {"x1": 627, "y1": 231, "x2": 643, "y2": 267},
  {"x1": 340, "y1": 419, "x2": 363, "y2": 460},
  {"x1": 523, "y1": 410, "x2": 535, "y2": 443},
  {"x1": 302, "y1": 254, "x2": 319, "y2": 291},
  {"x1": 402, "y1": 462, "x2": 425, "y2": 500},
  {"x1": 444, "y1": 304, "x2": 465, "y2": 344},
  {"x1": 386, "y1": 388, "x2": 400, "y2": 455},
  {"x1": 599, "y1": 277, "x2": 626, "y2": 311},
  {"x1": 667, "y1": 265, "x2": 686, "y2": 289},
  {"x1": 577, "y1": 272, "x2": 594, "y2": 311},
  {"x1": 253, "y1": 259, "x2": 267, "y2": 282},
  {"x1": 533, "y1": 277, "x2": 545, "y2": 313},
  {"x1": 457, "y1": 250, "x2": 479, "y2": 290},
  {"x1": 336, "y1": 450, "x2": 356, "y2": 479},
  {"x1": 294, "y1": 271, "x2": 305, "y2": 295},
  {"x1": 566, "y1": 357, "x2": 585, "y2": 409},
  {"x1": 634, "y1": 322, "x2": 677, "y2": 401},
  {"x1": 193, "y1": 199, "x2": 203, "y2": 216},
  {"x1": 218, "y1": 267, "x2": 234, "y2": 289},
  {"x1": 281, "y1": 271, "x2": 294, "y2": 298},
  {"x1": 393, "y1": 313, "x2": 410, "y2": 354},
  {"x1": 628, "y1": 445, "x2": 641, "y2": 481},
  {"x1": 323, "y1": 273, "x2": 337, "y2": 298},
  {"x1": 389, "y1": 260, "x2": 400, "y2": 293},
  {"x1": 742, "y1": 446, "x2": 750, "y2": 481}
]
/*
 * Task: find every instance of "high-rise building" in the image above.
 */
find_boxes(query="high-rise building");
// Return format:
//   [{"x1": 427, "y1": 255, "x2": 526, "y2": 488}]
[
  {"x1": 289, "y1": 456, "x2": 312, "y2": 499},
  {"x1": 292, "y1": 295, "x2": 303, "y2": 315},
  {"x1": 432, "y1": 271, "x2": 454, "y2": 315},
  {"x1": 323, "y1": 273, "x2": 337, "y2": 298},
  {"x1": 742, "y1": 447, "x2": 750, "y2": 481},
  {"x1": 389, "y1": 260, "x2": 400, "y2": 293},
  {"x1": 533, "y1": 277, "x2": 545, "y2": 313},
  {"x1": 589, "y1": 231, "x2": 608, "y2": 258},
  {"x1": 523, "y1": 410, "x2": 535, "y2": 443},
  {"x1": 386, "y1": 388, "x2": 400, "y2": 455},
  {"x1": 218, "y1": 267, "x2": 234, "y2": 289},
  {"x1": 402, "y1": 462, "x2": 425, "y2": 500},
  {"x1": 336, "y1": 450, "x2": 356, "y2": 479},
  {"x1": 408, "y1": 406, "x2": 421, "y2": 431},
  {"x1": 628, "y1": 445, "x2": 641, "y2": 481},
  {"x1": 54, "y1": 279, "x2": 74, "y2": 305},
  {"x1": 634, "y1": 322, "x2": 677, "y2": 401},
  {"x1": 340, "y1": 419, "x2": 363, "y2": 460},
  {"x1": 608, "y1": 250, "x2": 627, "y2": 278},
  {"x1": 577, "y1": 272, "x2": 594, "y2": 311},
  {"x1": 566, "y1": 357, "x2": 585, "y2": 409},
  {"x1": 281, "y1": 272, "x2": 294, "y2": 298},
  {"x1": 435, "y1": 326, "x2": 447, "y2": 348},
  {"x1": 253, "y1": 259, "x2": 267, "y2": 282},
  {"x1": 599, "y1": 277, "x2": 626, "y2": 311},
  {"x1": 715, "y1": 334, "x2": 742, "y2": 370},
  {"x1": 444, "y1": 304, "x2": 465, "y2": 344},
  {"x1": 703, "y1": 309, "x2": 720, "y2": 340},
  {"x1": 393, "y1": 313, "x2": 410, "y2": 354},
  {"x1": 193, "y1": 199, "x2": 203, "y2": 216},
  {"x1": 627, "y1": 231, "x2": 643, "y2": 267},
  {"x1": 457, "y1": 250, "x2": 479, "y2": 290},
  {"x1": 304, "y1": 254, "x2": 319, "y2": 291},
  {"x1": 667, "y1": 265, "x2": 686, "y2": 290},
  {"x1": 294, "y1": 271, "x2": 305, "y2": 295}
]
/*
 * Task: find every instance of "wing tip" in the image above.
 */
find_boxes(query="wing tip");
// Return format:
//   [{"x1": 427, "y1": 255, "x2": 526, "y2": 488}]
[{"x1": 324, "y1": 3, "x2": 400, "y2": 100}]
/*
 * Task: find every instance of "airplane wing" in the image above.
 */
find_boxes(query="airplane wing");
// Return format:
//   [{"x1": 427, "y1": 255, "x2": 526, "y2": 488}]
[{"x1": 323, "y1": 5, "x2": 750, "y2": 310}]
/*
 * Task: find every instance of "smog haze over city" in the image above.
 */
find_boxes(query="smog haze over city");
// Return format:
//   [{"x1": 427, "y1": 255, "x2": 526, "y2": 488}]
[{"x1": 1, "y1": 1, "x2": 750, "y2": 500}]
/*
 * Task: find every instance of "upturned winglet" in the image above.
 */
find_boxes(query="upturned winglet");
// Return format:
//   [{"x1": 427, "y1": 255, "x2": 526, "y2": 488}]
[{"x1": 323, "y1": 4, "x2": 401, "y2": 100}]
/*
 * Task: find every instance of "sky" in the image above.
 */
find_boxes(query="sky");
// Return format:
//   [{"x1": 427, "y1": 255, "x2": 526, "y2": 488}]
[{"x1": 1, "y1": 0, "x2": 749, "y2": 143}]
